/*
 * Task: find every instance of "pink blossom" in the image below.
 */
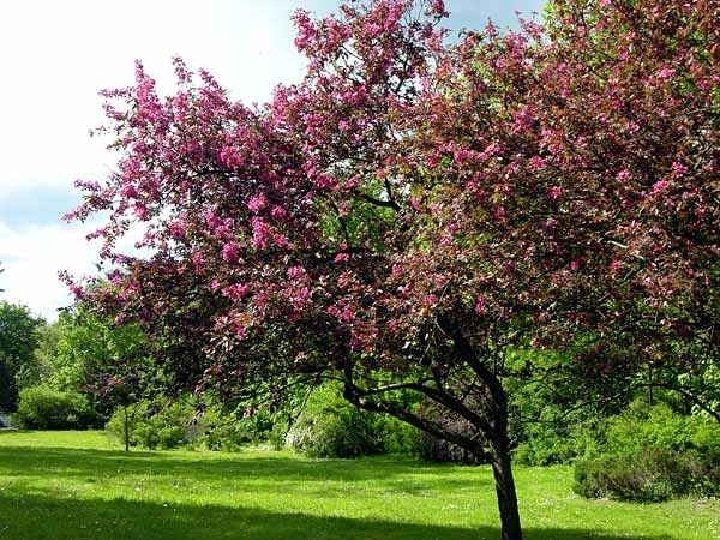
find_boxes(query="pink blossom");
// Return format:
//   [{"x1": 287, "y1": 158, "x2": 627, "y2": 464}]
[
  {"x1": 548, "y1": 185, "x2": 564, "y2": 200},
  {"x1": 315, "y1": 173, "x2": 338, "y2": 190},
  {"x1": 430, "y1": 0, "x2": 446, "y2": 16},
  {"x1": 191, "y1": 251, "x2": 206, "y2": 270},
  {"x1": 671, "y1": 161, "x2": 688, "y2": 178},
  {"x1": 270, "y1": 205, "x2": 288, "y2": 220},
  {"x1": 251, "y1": 217, "x2": 272, "y2": 249},
  {"x1": 426, "y1": 153, "x2": 441, "y2": 168},
  {"x1": 529, "y1": 156, "x2": 547, "y2": 171},
  {"x1": 168, "y1": 219, "x2": 187, "y2": 239},
  {"x1": 221, "y1": 283, "x2": 250, "y2": 300},
  {"x1": 329, "y1": 303, "x2": 355, "y2": 323},
  {"x1": 474, "y1": 295, "x2": 487, "y2": 315},
  {"x1": 218, "y1": 146, "x2": 244, "y2": 168},
  {"x1": 651, "y1": 179, "x2": 671, "y2": 194},
  {"x1": 657, "y1": 68, "x2": 676, "y2": 80},
  {"x1": 234, "y1": 324, "x2": 248, "y2": 340},
  {"x1": 616, "y1": 169, "x2": 632, "y2": 181},
  {"x1": 69, "y1": 284, "x2": 85, "y2": 300},
  {"x1": 543, "y1": 217, "x2": 558, "y2": 231},
  {"x1": 337, "y1": 271, "x2": 355, "y2": 289},
  {"x1": 253, "y1": 291, "x2": 269, "y2": 310},
  {"x1": 345, "y1": 175, "x2": 361, "y2": 190},
  {"x1": 493, "y1": 205, "x2": 507, "y2": 221},
  {"x1": 287, "y1": 265, "x2": 306, "y2": 279},
  {"x1": 289, "y1": 286, "x2": 311, "y2": 310},
  {"x1": 134, "y1": 203, "x2": 149, "y2": 220},
  {"x1": 247, "y1": 193, "x2": 268, "y2": 214},
  {"x1": 120, "y1": 184, "x2": 138, "y2": 198},
  {"x1": 222, "y1": 241, "x2": 241, "y2": 263},
  {"x1": 273, "y1": 233, "x2": 289, "y2": 247}
]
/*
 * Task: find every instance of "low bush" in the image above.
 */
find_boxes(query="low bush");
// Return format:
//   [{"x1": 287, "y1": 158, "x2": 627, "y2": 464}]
[
  {"x1": 106, "y1": 396, "x2": 245, "y2": 450},
  {"x1": 517, "y1": 398, "x2": 720, "y2": 467},
  {"x1": 603, "y1": 399, "x2": 720, "y2": 455},
  {"x1": 574, "y1": 447, "x2": 720, "y2": 502},
  {"x1": 286, "y1": 383, "x2": 421, "y2": 458},
  {"x1": 416, "y1": 432, "x2": 486, "y2": 464},
  {"x1": 513, "y1": 421, "x2": 603, "y2": 466},
  {"x1": 286, "y1": 383, "x2": 384, "y2": 457},
  {"x1": 572, "y1": 399, "x2": 720, "y2": 502},
  {"x1": 15, "y1": 386, "x2": 97, "y2": 430}
]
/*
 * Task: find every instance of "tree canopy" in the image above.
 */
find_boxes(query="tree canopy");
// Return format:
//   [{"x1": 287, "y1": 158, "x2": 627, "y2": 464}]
[{"x1": 67, "y1": 1, "x2": 720, "y2": 538}]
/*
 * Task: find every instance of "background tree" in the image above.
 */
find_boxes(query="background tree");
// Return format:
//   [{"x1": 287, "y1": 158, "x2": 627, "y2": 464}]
[
  {"x1": 36, "y1": 305, "x2": 162, "y2": 420},
  {"x1": 0, "y1": 301, "x2": 45, "y2": 411},
  {"x1": 68, "y1": 1, "x2": 720, "y2": 538}
]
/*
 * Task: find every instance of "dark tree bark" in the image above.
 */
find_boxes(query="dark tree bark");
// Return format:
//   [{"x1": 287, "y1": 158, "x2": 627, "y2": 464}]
[
  {"x1": 341, "y1": 318, "x2": 524, "y2": 540},
  {"x1": 490, "y1": 438, "x2": 523, "y2": 540}
]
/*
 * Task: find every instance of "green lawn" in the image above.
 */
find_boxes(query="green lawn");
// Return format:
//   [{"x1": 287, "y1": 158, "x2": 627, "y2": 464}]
[{"x1": 0, "y1": 431, "x2": 716, "y2": 540}]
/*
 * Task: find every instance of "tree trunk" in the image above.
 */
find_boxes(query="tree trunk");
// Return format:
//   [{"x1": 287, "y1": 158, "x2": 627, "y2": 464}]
[
  {"x1": 124, "y1": 405, "x2": 129, "y2": 452},
  {"x1": 491, "y1": 446, "x2": 522, "y2": 540}
]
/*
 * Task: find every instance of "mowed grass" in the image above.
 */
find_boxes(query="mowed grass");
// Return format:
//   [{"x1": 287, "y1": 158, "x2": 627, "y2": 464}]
[{"x1": 0, "y1": 431, "x2": 717, "y2": 540}]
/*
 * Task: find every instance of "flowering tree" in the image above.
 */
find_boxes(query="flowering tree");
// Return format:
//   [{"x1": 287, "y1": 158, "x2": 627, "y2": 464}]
[{"x1": 67, "y1": 1, "x2": 719, "y2": 538}]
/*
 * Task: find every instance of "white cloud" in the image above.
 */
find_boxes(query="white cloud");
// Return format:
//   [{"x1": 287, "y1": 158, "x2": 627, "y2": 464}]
[
  {"x1": 0, "y1": 220, "x2": 100, "y2": 321},
  {"x1": 0, "y1": 0, "x2": 310, "y2": 193}
]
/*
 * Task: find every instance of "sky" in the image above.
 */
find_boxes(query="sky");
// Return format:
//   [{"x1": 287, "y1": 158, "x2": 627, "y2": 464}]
[{"x1": 0, "y1": 0, "x2": 543, "y2": 322}]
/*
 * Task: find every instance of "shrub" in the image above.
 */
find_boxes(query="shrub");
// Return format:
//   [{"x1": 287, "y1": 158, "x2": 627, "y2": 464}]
[
  {"x1": 513, "y1": 421, "x2": 603, "y2": 466},
  {"x1": 286, "y1": 383, "x2": 422, "y2": 458},
  {"x1": 603, "y1": 399, "x2": 720, "y2": 455},
  {"x1": 15, "y1": 386, "x2": 97, "y2": 430},
  {"x1": 106, "y1": 395, "x2": 245, "y2": 450},
  {"x1": 515, "y1": 398, "x2": 720, "y2": 467},
  {"x1": 381, "y1": 415, "x2": 421, "y2": 456},
  {"x1": 574, "y1": 447, "x2": 720, "y2": 502},
  {"x1": 416, "y1": 432, "x2": 485, "y2": 464},
  {"x1": 287, "y1": 384, "x2": 383, "y2": 457},
  {"x1": 571, "y1": 399, "x2": 720, "y2": 502}
]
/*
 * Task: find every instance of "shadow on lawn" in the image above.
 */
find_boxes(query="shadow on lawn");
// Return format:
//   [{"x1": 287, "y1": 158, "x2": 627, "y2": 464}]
[
  {"x1": 0, "y1": 445, "x2": 484, "y2": 487},
  {"x1": 0, "y1": 493, "x2": 673, "y2": 540}
]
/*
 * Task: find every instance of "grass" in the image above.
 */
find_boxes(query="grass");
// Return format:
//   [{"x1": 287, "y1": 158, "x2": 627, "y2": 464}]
[{"x1": 0, "y1": 431, "x2": 717, "y2": 540}]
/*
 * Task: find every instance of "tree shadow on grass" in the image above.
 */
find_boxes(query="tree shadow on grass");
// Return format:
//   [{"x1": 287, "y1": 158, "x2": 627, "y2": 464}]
[
  {"x1": 0, "y1": 445, "x2": 485, "y2": 488},
  {"x1": 0, "y1": 493, "x2": 673, "y2": 540}
]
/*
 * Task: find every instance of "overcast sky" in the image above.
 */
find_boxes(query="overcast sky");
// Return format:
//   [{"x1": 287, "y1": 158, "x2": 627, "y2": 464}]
[{"x1": 0, "y1": 0, "x2": 543, "y2": 321}]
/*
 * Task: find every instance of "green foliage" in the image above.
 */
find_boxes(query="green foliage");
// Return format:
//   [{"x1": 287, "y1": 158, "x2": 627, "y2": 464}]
[
  {"x1": 287, "y1": 383, "x2": 384, "y2": 457},
  {"x1": 507, "y1": 347, "x2": 616, "y2": 466},
  {"x1": 572, "y1": 400, "x2": 720, "y2": 502},
  {"x1": 514, "y1": 388, "x2": 720, "y2": 467},
  {"x1": 287, "y1": 383, "x2": 420, "y2": 458},
  {"x1": 574, "y1": 447, "x2": 720, "y2": 502},
  {"x1": 603, "y1": 399, "x2": 720, "y2": 455},
  {"x1": 15, "y1": 386, "x2": 97, "y2": 430},
  {"x1": 34, "y1": 306, "x2": 163, "y2": 421},
  {"x1": 0, "y1": 302, "x2": 45, "y2": 411},
  {"x1": 513, "y1": 422, "x2": 602, "y2": 467},
  {"x1": 106, "y1": 395, "x2": 247, "y2": 451},
  {"x1": 40, "y1": 308, "x2": 153, "y2": 394}
]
